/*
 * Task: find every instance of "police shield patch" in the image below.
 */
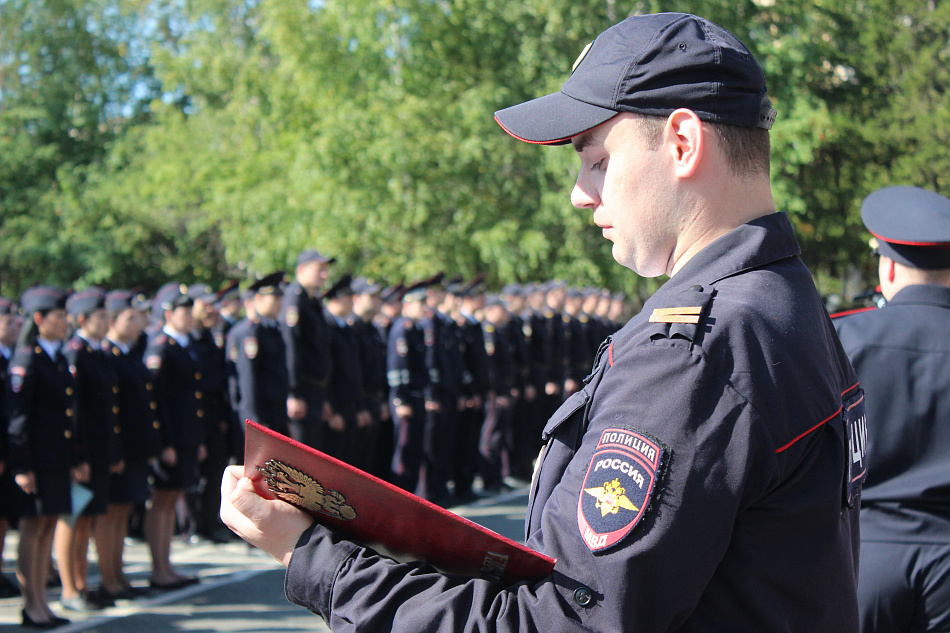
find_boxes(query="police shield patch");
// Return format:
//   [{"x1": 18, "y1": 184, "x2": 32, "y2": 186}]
[{"x1": 578, "y1": 427, "x2": 666, "y2": 552}]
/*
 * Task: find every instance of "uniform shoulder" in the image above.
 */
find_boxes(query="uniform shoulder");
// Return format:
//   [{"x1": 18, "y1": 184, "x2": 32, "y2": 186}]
[{"x1": 829, "y1": 306, "x2": 879, "y2": 320}]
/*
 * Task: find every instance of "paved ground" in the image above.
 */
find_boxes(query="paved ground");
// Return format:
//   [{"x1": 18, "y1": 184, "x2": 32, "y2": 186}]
[{"x1": 0, "y1": 487, "x2": 530, "y2": 632}]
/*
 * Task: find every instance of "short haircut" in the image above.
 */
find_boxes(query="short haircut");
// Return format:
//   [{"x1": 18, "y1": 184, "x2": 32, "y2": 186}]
[{"x1": 630, "y1": 98, "x2": 771, "y2": 178}]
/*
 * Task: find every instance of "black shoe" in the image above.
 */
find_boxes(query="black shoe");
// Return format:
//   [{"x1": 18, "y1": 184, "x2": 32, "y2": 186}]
[
  {"x1": 85, "y1": 588, "x2": 116, "y2": 608},
  {"x1": 0, "y1": 574, "x2": 20, "y2": 597},
  {"x1": 21, "y1": 609, "x2": 69, "y2": 629},
  {"x1": 150, "y1": 576, "x2": 199, "y2": 590}
]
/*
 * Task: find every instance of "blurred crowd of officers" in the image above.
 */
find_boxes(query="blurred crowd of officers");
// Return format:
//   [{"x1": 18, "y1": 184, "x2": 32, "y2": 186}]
[{"x1": 0, "y1": 247, "x2": 626, "y2": 626}]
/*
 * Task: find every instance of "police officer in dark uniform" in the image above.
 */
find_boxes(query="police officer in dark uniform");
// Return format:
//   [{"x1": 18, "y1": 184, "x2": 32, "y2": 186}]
[
  {"x1": 501, "y1": 284, "x2": 535, "y2": 481},
  {"x1": 453, "y1": 278, "x2": 489, "y2": 500},
  {"x1": 282, "y1": 250, "x2": 334, "y2": 450},
  {"x1": 187, "y1": 284, "x2": 233, "y2": 543},
  {"x1": 522, "y1": 282, "x2": 553, "y2": 450},
  {"x1": 58, "y1": 287, "x2": 122, "y2": 611},
  {"x1": 143, "y1": 283, "x2": 203, "y2": 590},
  {"x1": 99, "y1": 289, "x2": 160, "y2": 599},
  {"x1": 233, "y1": 273, "x2": 290, "y2": 437},
  {"x1": 9, "y1": 286, "x2": 77, "y2": 628},
  {"x1": 223, "y1": 13, "x2": 865, "y2": 631},
  {"x1": 324, "y1": 274, "x2": 374, "y2": 468},
  {"x1": 385, "y1": 280, "x2": 431, "y2": 494},
  {"x1": 351, "y1": 278, "x2": 391, "y2": 480},
  {"x1": 0, "y1": 296, "x2": 21, "y2": 598},
  {"x1": 480, "y1": 295, "x2": 515, "y2": 493},
  {"x1": 833, "y1": 186, "x2": 950, "y2": 633}
]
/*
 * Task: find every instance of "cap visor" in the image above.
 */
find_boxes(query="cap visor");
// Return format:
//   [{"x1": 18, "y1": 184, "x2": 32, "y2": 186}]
[{"x1": 494, "y1": 91, "x2": 618, "y2": 145}]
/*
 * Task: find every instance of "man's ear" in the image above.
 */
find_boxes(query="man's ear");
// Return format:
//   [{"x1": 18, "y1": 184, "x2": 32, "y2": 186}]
[{"x1": 664, "y1": 109, "x2": 704, "y2": 179}]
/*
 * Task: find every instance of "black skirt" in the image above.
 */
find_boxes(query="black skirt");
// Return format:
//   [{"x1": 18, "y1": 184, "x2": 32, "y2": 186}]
[{"x1": 15, "y1": 467, "x2": 72, "y2": 517}]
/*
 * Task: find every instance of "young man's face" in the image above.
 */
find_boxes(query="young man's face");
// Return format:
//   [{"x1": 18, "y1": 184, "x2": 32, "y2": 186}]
[
  {"x1": 571, "y1": 113, "x2": 679, "y2": 277},
  {"x1": 166, "y1": 305, "x2": 195, "y2": 334},
  {"x1": 254, "y1": 293, "x2": 283, "y2": 319}
]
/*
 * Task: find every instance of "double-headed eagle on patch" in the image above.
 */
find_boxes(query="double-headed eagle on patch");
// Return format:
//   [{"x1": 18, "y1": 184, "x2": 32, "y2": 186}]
[
  {"x1": 584, "y1": 478, "x2": 639, "y2": 517},
  {"x1": 259, "y1": 460, "x2": 357, "y2": 521}
]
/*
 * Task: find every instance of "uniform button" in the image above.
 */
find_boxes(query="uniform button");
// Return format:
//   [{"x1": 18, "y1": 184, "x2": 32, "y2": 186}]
[
  {"x1": 66, "y1": 409, "x2": 74, "y2": 417},
  {"x1": 113, "y1": 386, "x2": 119, "y2": 394},
  {"x1": 113, "y1": 426, "x2": 120, "y2": 434},
  {"x1": 112, "y1": 406, "x2": 120, "y2": 414},
  {"x1": 64, "y1": 430, "x2": 72, "y2": 439},
  {"x1": 195, "y1": 372, "x2": 202, "y2": 380},
  {"x1": 66, "y1": 387, "x2": 73, "y2": 396},
  {"x1": 195, "y1": 391, "x2": 202, "y2": 400},
  {"x1": 146, "y1": 383, "x2": 153, "y2": 391},
  {"x1": 150, "y1": 402, "x2": 157, "y2": 410},
  {"x1": 197, "y1": 410, "x2": 205, "y2": 418},
  {"x1": 573, "y1": 586, "x2": 593, "y2": 607},
  {"x1": 153, "y1": 421, "x2": 160, "y2": 429}
]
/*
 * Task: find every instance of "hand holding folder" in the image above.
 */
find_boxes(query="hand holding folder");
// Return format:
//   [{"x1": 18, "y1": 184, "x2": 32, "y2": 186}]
[{"x1": 232, "y1": 420, "x2": 555, "y2": 584}]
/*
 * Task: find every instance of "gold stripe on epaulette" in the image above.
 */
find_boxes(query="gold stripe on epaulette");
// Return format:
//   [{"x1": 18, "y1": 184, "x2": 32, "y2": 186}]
[{"x1": 649, "y1": 306, "x2": 703, "y2": 324}]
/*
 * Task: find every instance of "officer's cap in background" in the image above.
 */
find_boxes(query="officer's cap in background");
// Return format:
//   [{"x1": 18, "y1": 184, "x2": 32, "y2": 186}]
[
  {"x1": 494, "y1": 13, "x2": 774, "y2": 145},
  {"x1": 351, "y1": 277, "x2": 382, "y2": 296},
  {"x1": 323, "y1": 273, "x2": 354, "y2": 301},
  {"x1": 215, "y1": 279, "x2": 241, "y2": 304},
  {"x1": 379, "y1": 283, "x2": 404, "y2": 304},
  {"x1": 543, "y1": 280, "x2": 567, "y2": 293},
  {"x1": 401, "y1": 279, "x2": 430, "y2": 303},
  {"x1": 66, "y1": 287, "x2": 107, "y2": 316},
  {"x1": 501, "y1": 284, "x2": 524, "y2": 297},
  {"x1": 186, "y1": 283, "x2": 216, "y2": 303},
  {"x1": 484, "y1": 294, "x2": 506, "y2": 309},
  {"x1": 106, "y1": 289, "x2": 139, "y2": 313},
  {"x1": 296, "y1": 249, "x2": 336, "y2": 267},
  {"x1": 20, "y1": 285, "x2": 68, "y2": 315},
  {"x1": 0, "y1": 296, "x2": 18, "y2": 316},
  {"x1": 153, "y1": 282, "x2": 194, "y2": 315},
  {"x1": 861, "y1": 186, "x2": 950, "y2": 270},
  {"x1": 248, "y1": 271, "x2": 285, "y2": 296}
]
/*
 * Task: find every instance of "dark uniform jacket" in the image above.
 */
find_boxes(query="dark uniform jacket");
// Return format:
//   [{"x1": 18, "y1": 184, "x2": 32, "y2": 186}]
[
  {"x1": 103, "y1": 338, "x2": 161, "y2": 464},
  {"x1": 7, "y1": 343, "x2": 80, "y2": 473},
  {"x1": 144, "y1": 331, "x2": 204, "y2": 449},
  {"x1": 281, "y1": 281, "x2": 331, "y2": 397},
  {"x1": 834, "y1": 284, "x2": 950, "y2": 541},
  {"x1": 283, "y1": 212, "x2": 865, "y2": 632},
  {"x1": 63, "y1": 334, "x2": 122, "y2": 469},
  {"x1": 232, "y1": 320, "x2": 289, "y2": 431},
  {"x1": 386, "y1": 317, "x2": 427, "y2": 404}
]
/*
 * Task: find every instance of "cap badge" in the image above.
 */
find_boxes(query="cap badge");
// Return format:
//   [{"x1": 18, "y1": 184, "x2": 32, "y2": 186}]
[
  {"x1": 572, "y1": 40, "x2": 594, "y2": 73},
  {"x1": 260, "y1": 460, "x2": 357, "y2": 521}
]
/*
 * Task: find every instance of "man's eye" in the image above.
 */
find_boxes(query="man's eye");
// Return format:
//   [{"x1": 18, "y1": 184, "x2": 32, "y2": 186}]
[{"x1": 592, "y1": 159, "x2": 606, "y2": 171}]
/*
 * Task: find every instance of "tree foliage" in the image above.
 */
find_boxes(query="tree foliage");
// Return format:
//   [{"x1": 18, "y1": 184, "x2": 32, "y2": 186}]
[{"x1": 2, "y1": 0, "x2": 949, "y2": 300}]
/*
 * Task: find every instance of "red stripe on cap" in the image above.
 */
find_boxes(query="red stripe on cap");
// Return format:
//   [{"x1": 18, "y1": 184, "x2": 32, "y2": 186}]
[
  {"x1": 775, "y1": 406, "x2": 842, "y2": 454},
  {"x1": 869, "y1": 230, "x2": 950, "y2": 248},
  {"x1": 493, "y1": 116, "x2": 573, "y2": 146},
  {"x1": 608, "y1": 342, "x2": 614, "y2": 367}
]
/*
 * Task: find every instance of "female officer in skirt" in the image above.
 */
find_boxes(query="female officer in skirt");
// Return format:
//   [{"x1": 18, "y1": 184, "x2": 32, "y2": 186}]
[
  {"x1": 97, "y1": 290, "x2": 160, "y2": 599},
  {"x1": 143, "y1": 283, "x2": 204, "y2": 589},
  {"x1": 55, "y1": 287, "x2": 122, "y2": 611},
  {"x1": 8, "y1": 285, "x2": 84, "y2": 628}
]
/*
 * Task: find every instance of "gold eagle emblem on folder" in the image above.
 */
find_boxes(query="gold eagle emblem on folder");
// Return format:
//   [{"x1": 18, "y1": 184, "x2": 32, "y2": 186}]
[{"x1": 259, "y1": 460, "x2": 358, "y2": 521}]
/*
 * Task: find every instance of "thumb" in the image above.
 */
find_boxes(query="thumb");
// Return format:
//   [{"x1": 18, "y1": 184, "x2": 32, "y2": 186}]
[{"x1": 230, "y1": 476, "x2": 269, "y2": 522}]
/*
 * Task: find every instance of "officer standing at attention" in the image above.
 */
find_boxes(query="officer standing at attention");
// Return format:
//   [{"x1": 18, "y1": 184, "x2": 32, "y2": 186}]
[
  {"x1": 282, "y1": 250, "x2": 334, "y2": 450},
  {"x1": 143, "y1": 283, "x2": 203, "y2": 590},
  {"x1": 832, "y1": 186, "x2": 950, "y2": 633},
  {"x1": 222, "y1": 13, "x2": 865, "y2": 631},
  {"x1": 233, "y1": 273, "x2": 291, "y2": 437}
]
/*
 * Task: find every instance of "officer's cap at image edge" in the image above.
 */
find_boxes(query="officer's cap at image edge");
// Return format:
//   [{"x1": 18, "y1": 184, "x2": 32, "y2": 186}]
[
  {"x1": 861, "y1": 186, "x2": 950, "y2": 270},
  {"x1": 494, "y1": 12, "x2": 776, "y2": 145}
]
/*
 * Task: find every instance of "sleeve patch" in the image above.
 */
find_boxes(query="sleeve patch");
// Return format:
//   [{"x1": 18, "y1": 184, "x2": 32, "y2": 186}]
[
  {"x1": 578, "y1": 427, "x2": 667, "y2": 552},
  {"x1": 244, "y1": 337, "x2": 259, "y2": 359},
  {"x1": 285, "y1": 306, "x2": 299, "y2": 328},
  {"x1": 10, "y1": 366, "x2": 25, "y2": 393},
  {"x1": 146, "y1": 355, "x2": 162, "y2": 371}
]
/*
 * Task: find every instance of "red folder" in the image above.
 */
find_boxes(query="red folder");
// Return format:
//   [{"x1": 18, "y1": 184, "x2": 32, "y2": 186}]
[{"x1": 243, "y1": 420, "x2": 556, "y2": 584}]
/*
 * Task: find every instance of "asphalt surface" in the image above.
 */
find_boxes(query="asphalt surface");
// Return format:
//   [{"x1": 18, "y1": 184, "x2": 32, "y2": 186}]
[{"x1": 0, "y1": 486, "x2": 531, "y2": 632}]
